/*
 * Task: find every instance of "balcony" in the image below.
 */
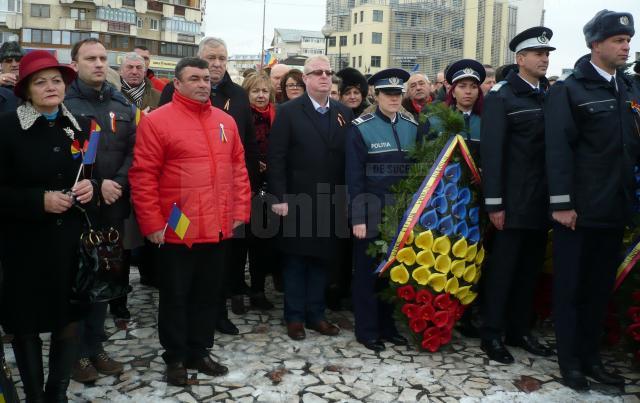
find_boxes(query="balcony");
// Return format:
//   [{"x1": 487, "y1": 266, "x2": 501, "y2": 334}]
[
  {"x1": 75, "y1": 19, "x2": 91, "y2": 29},
  {"x1": 107, "y1": 21, "x2": 130, "y2": 33}
]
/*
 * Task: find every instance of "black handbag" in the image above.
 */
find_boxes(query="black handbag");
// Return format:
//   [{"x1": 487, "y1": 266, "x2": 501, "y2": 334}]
[{"x1": 72, "y1": 224, "x2": 130, "y2": 303}]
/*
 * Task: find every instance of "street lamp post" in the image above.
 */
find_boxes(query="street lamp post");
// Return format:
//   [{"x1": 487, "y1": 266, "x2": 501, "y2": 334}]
[{"x1": 321, "y1": 22, "x2": 334, "y2": 67}]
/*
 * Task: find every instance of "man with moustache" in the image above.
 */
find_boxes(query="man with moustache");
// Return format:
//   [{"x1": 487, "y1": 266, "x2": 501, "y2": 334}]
[
  {"x1": 159, "y1": 37, "x2": 259, "y2": 336},
  {"x1": 64, "y1": 38, "x2": 135, "y2": 383},
  {"x1": 402, "y1": 73, "x2": 432, "y2": 120},
  {"x1": 268, "y1": 55, "x2": 353, "y2": 340},
  {"x1": 546, "y1": 10, "x2": 640, "y2": 390},
  {"x1": 480, "y1": 27, "x2": 556, "y2": 365}
]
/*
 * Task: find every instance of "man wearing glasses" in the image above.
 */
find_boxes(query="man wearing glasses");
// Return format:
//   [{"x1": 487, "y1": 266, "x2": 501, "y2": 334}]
[
  {"x1": 268, "y1": 55, "x2": 353, "y2": 341},
  {"x1": 0, "y1": 41, "x2": 23, "y2": 89}
]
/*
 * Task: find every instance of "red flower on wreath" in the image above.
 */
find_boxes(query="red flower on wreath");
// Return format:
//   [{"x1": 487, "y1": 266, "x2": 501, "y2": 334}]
[
  {"x1": 439, "y1": 327, "x2": 453, "y2": 345},
  {"x1": 628, "y1": 306, "x2": 640, "y2": 323},
  {"x1": 434, "y1": 293, "x2": 453, "y2": 310},
  {"x1": 421, "y1": 335, "x2": 441, "y2": 352},
  {"x1": 397, "y1": 285, "x2": 416, "y2": 301},
  {"x1": 415, "y1": 289, "x2": 434, "y2": 305},
  {"x1": 627, "y1": 322, "x2": 640, "y2": 342},
  {"x1": 401, "y1": 303, "x2": 421, "y2": 319},
  {"x1": 433, "y1": 310, "x2": 450, "y2": 328},
  {"x1": 423, "y1": 326, "x2": 440, "y2": 339},
  {"x1": 419, "y1": 303, "x2": 436, "y2": 321},
  {"x1": 410, "y1": 318, "x2": 427, "y2": 333}
]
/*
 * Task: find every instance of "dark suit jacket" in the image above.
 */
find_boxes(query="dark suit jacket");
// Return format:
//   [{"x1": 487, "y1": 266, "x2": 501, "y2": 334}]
[{"x1": 268, "y1": 95, "x2": 353, "y2": 258}]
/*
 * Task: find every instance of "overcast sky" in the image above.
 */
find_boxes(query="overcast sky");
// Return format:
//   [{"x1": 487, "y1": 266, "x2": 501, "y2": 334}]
[{"x1": 204, "y1": 0, "x2": 640, "y2": 77}]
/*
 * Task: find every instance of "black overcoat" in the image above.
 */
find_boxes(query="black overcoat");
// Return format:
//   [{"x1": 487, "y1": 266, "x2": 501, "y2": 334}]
[
  {"x1": 267, "y1": 95, "x2": 353, "y2": 258},
  {"x1": 0, "y1": 104, "x2": 94, "y2": 334}
]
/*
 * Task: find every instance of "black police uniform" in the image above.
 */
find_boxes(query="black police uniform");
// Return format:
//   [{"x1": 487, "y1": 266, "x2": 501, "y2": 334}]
[
  {"x1": 479, "y1": 27, "x2": 555, "y2": 360},
  {"x1": 346, "y1": 68, "x2": 417, "y2": 351},
  {"x1": 546, "y1": 11, "x2": 640, "y2": 377}
]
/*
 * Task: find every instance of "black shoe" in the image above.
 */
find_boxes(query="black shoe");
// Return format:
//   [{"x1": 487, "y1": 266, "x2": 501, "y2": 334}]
[
  {"x1": 480, "y1": 339, "x2": 514, "y2": 364},
  {"x1": 358, "y1": 339, "x2": 385, "y2": 352},
  {"x1": 561, "y1": 369, "x2": 591, "y2": 391},
  {"x1": 110, "y1": 304, "x2": 131, "y2": 320},
  {"x1": 382, "y1": 334, "x2": 408, "y2": 346},
  {"x1": 250, "y1": 293, "x2": 274, "y2": 310},
  {"x1": 216, "y1": 318, "x2": 239, "y2": 335},
  {"x1": 583, "y1": 364, "x2": 625, "y2": 386},
  {"x1": 166, "y1": 362, "x2": 187, "y2": 386},
  {"x1": 185, "y1": 356, "x2": 228, "y2": 377},
  {"x1": 505, "y1": 335, "x2": 553, "y2": 357}
]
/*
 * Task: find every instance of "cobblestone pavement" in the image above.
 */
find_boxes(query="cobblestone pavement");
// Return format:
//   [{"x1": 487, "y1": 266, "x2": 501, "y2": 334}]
[{"x1": 5, "y1": 268, "x2": 640, "y2": 402}]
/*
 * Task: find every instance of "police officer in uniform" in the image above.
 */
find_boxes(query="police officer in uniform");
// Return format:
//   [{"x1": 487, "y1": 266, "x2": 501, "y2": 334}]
[
  {"x1": 479, "y1": 27, "x2": 556, "y2": 364},
  {"x1": 346, "y1": 68, "x2": 418, "y2": 351},
  {"x1": 546, "y1": 10, "x2": 639, "y2": 390}
]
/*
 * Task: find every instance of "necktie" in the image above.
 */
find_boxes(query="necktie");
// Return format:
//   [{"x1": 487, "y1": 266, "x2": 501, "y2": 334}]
[
  {"x1": 463, "y1": 114, "x2": 471, "y2": 141},
  {"x1": 317, "y1": 106, "x2": 329, "y2": 115},
  {"x1": 610, "y1": 76, "x2": 618, "y2": 92}
]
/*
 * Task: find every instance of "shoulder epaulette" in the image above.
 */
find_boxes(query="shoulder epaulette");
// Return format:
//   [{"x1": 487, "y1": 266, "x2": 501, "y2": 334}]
[
  {"x1": 353, "y1": 113, "x2": 374, "y2": 125},
  {"x1": 490, "y1": 81, "x2": 507, "y2": 92},
  {"x1": 398, "y1": 112, "x2": 417, "y2": 125}
]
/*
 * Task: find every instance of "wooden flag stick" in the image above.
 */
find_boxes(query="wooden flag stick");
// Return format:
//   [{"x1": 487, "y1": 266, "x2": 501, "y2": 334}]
[
  {"x1": 158, "y1": 222, "x2": 168, "y2": 248},
  {"x1": 73, "y1": 162, "x2": 83, "y2": 186}
]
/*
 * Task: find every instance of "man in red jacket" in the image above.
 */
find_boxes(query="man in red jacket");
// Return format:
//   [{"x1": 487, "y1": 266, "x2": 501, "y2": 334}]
[{"x1": 129, "y1": 57, "x2": 251, "y2": 386}]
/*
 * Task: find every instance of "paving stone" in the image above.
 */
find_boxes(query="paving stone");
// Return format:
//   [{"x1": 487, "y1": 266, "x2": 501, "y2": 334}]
[
  {"x1": 301, "y1": 393, "x2": 327, "y2": 403},
  {"x1": 398, "y1": 388, "x2": 420, "y2": 401}
]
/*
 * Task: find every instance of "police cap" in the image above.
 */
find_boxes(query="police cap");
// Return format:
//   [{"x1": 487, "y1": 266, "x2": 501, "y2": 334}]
[
  {"x1": 583, "y1": 9, "x2": 634, "y2": 48},
  {"x1": 445, "y1": 59, "x2": 486, "y2": 85},
  {"x1": 509, "y1": 26, "x2": 556, "y2": 53},
  {"x1": 368, "y1": 68, "x2": 410, "y2": 94}
]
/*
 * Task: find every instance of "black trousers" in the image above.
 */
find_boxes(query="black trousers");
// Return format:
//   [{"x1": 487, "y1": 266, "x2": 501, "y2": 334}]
[
  {"x1": 156, "y1": 242, "x2": 225, "y2": 364},
  {"x1": 552, "y1": 224, "x2": 623, "y2": 371},
  {"x1": 481, "y1": 228, "x2": 547, "y2": 340}
]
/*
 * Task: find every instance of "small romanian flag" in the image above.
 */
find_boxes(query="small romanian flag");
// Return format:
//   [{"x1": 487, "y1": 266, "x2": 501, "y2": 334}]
[
  {"x1": 71, "y1": 139, "x2": 83, "y2": 159},
  {"x1": 83, "y1": 124, "x2": 101, "y2": 165},
  {"x1": 167, "y1": 203, "x2": 190, "y2": 240}
]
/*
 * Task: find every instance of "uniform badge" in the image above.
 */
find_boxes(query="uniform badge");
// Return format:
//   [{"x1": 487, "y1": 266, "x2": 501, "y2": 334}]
[
  {"x1": 63, "y1": 126, "x2": 75, "y2": 140},
  {"x1": 389, "y1": 77, "x2": 400, "y2": 85},
  {"x1": 621, "y1": 16, "x2": 630, "y2": 26},
  {"x1": 537, "y1": 31, "x2": 549, "y2": 44},
  {"x1": 463, "y1": 67, "x2": 475, "y2": 75},
  {"x1": 337, "y1": 113, "x2": 346, "y2": 127}
]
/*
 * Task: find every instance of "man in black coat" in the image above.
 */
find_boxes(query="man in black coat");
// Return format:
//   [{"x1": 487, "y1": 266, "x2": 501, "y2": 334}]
[
  {"x1": 479, "y1": 27, "x2": 556, "y2": 365},
  {"x1": 65, "y1": 38, "x2": 134, "y2": 383},
  {"x1": 160, "y1": 37, "x2": 260, "y2": 335},
  {"x1": 546, "y1": 10, "x2": 640, "y2": 390},
  {"x1": 268, "y1": 55, "x2": 353, "y2": 341}
]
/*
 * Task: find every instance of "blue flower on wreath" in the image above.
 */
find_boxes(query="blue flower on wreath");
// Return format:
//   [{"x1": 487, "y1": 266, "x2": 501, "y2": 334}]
[
  {"x1": 431, "y1": 195, "x2": 449, "y2": 215},
  {"x1": 457, "y1": 187, "x2": 471, "y2": 205},
  {"x1": 452, "y1": 201, "x2": 467, "y2": 220},
  {"x1": 444, "y1": 163, "x2": 461, "y2": 183},
  {"x1": 468, "y1": 225, "x2": 480, "y2": 244},
  {"x1": 419, "y1": 209, "x2": 439, "y2": 230},
  {"x1": 444, "y1": 182, "x2": 459, "y2": 201},
  {"x1": 437, "y1": 215, "x2": 454, "y2": 237},
  {"x1": 469, "y1": 207, "x2": 480, "y2": 225},
  {"x1": 454, "y1": 220, "x2": 468, "y2": 238}
]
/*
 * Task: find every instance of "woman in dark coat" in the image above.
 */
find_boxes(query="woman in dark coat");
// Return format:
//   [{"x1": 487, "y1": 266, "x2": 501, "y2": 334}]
[
  {"x1": 0, "y1": 50, "x2": 95, "y2": 402},
  {"x1": 336, "y1": 67, "x2": 370, "y2": 117}
]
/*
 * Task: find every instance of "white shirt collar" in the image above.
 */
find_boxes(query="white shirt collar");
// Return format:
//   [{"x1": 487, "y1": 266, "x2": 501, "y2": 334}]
[
  {"x1": 517, "y1": 74, "x2": 539, "y2": 90},
  {"x1": 590, "y1": 61, "x2": 616, "y2": 84},
  {"x1": 308, "y1": 94, "x2": 330, "y2": 111}
]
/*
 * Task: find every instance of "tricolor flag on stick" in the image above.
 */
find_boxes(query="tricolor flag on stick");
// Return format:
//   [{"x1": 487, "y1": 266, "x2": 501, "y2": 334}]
[
  {"x1": 74, "y1": 121, "x2": 101, "y2": 185},
  {"x1": 166, "y1": 203, "x2": 190, "y2": 240}
]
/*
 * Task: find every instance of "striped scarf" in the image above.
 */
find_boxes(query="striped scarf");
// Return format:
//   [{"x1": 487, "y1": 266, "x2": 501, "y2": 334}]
[{"x1": 121, "y1": 78, "x2": 146, "y2": 107}]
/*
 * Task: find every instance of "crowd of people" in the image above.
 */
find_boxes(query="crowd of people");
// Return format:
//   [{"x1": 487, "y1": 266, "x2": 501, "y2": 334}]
[{"x1": 0, "y1": 7, "x2": 638, "y2": 401}]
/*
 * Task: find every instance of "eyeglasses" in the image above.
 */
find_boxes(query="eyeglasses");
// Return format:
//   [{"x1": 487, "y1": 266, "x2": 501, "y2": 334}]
[
  {"x1": 1, "y1": 57, "x2": 20, "y2": 63},
  {"x1": 286, "y1": 83, "x2": 304, "y2": 89},
  {"x1": 306, "y1": 69, "x2": 334, "y2": 77}
]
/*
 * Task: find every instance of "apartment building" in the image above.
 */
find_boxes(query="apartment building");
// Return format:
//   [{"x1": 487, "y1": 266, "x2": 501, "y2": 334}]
[
  {"x1": 0, "y1": 0, "x2": 203, "y2": 77},
  {"x1": 269, "y1": 28, "x2": 325, "y2": 60}
]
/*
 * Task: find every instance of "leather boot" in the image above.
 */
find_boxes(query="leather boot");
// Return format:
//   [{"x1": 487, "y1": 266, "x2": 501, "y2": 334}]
[
  {"x1": 12, "y1": 335, "x2": 45, "y2": 403},
  {"x1": 44, "y1": 332, "x2": 78, "y2": 403}
]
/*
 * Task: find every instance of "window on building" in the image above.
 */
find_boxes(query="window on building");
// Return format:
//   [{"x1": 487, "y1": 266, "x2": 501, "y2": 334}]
[
  {"x1": 4, "y1": 0, "x2": 21, "y2": 12},
  {"x1": 42, "y1": 30, "x2": 51, "y2": 43},
  {"x1": 441, "y1": 37, "x2": 447, "y2": 51},
  {"x1": 122, "y1": 0, "x2": 135, "y2": 6},
  {"x1": 359, "y1": 32, "x2": 362, "y2": 44},
  {"x1": 358, "y1": 55, "x2": 362, "y2": 68},
  {"x1": 354, "y1": 12, "x2": 357, "y2": 24},
  {"x1": 352, "y1": 56, "x2": 356, "y2": 67},
  {"x1": 328, "y1": 36, "x2": 336, "y2": 47},
  {"x1": 353, "y1": 34, "x2": 356, "y2": 45},
  {"x1": 339, "y1": 35, "x2": 347, "y2": 46},
  {"x1": 451, "y1": 37, "x2": 462, "y2": 49},
  {"x1": 71, "y1": 32, "x2": 81, "y2": 44},
  {"x1": 371, "y1": 55, "x2": 381, "y2": 68},
  {"x1": 359, "y1": 10, "x2": 363, "y2": 22},
  {"x1": 62, "y1": 30, "x2": 70, "y2": 44},
  {"x1": 150, "y1": 19, "x2": 159, "y2": 30},
  {"x1": 372, "y1": 32, "x2": 382, "y2": 44},
  {"x1": 434, "y1": 13, "x2": 443, "y2": 29},
  {"x1": 52, "y1": 30, "x2": 60, "y2": 44},
  {"x1": 410, "y1": 12, "x2": 417, "y2": 26},
  {"x1": 70, "y1": 8, "x2": 86, "y2": 20},
  {"x1": 137, "y1": 17, "x2": 143, "y2": 28},
  {"x1": 31, "y1": 29, "x2": 41, "y2": 43},
  {"x1": 411, "y1": 34, "x2": 417, "y2": 49},
  {"x1": 30, "y1": 4, "x2": 49, "y2": 18},
  {"x1": 373, "y1": 10, "x2": 383, "y2": 22}
]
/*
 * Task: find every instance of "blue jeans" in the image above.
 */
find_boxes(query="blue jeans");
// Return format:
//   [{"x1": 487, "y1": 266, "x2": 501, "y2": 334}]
[{"x1": 282, "y1": 254, "x2": 328, "y2": 325}]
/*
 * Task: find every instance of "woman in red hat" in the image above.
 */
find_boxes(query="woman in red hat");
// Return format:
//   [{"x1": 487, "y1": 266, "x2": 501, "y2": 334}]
[{"x1": 0, "y1": 50, "x2": 96, "y2": 402}]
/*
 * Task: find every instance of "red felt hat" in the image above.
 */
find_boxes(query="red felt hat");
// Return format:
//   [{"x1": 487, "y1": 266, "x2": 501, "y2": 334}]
[{"x1": 14, "y1": 50, "x2": 76, "y2": 100}]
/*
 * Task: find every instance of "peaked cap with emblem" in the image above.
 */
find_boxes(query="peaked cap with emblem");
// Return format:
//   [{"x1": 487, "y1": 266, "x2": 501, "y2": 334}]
[
  {"x1": 446, "y1": 59, "x2": 486, "y2": 85},
  {"x1": 368, "y1": 68, "x2": 410, "y2": 94},
  {"x1": 583, "y1": 9, "x2": 634, "y2": 48},
  {"x1": 509, "y1": 26, "x2": 556, "y2": 53}
]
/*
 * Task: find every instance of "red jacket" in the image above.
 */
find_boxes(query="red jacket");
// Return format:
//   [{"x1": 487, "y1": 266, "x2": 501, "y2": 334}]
[
  {"x1": 129, "y1": 91, "x2": 251, "y2": 246},
  {"x1": 147, "y1": 69, "x2": 167, "y2": 92}
]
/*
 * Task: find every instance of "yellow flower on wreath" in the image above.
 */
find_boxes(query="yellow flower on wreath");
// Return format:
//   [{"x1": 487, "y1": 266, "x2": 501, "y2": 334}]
[{"x1": 390, "y1": 264, "x2": 410, "y2": 284}]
